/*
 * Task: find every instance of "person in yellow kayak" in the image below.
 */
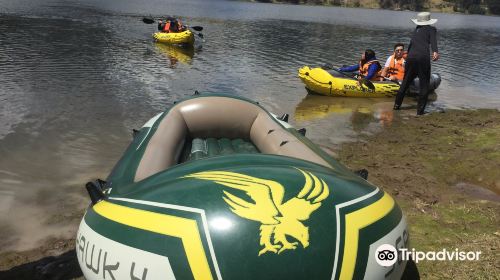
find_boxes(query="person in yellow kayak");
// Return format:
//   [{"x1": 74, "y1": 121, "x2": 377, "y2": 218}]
[
  {"x1": 381, "y1": 43, "x2": 407, "y2": 82},
  {"x1": 338, "y1": 49, "x2": 383, "y2": 81},
  {"x1": 158, "y1": 17, "x2": 186, "y2": 33}
]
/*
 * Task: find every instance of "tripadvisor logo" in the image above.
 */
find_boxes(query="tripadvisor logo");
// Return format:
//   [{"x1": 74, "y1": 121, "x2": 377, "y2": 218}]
[
  {"x1": 375, "y1": 244, "x2": 482, "y2": 266},
  {"x1": 375, "y1": 244, "x2": 398, "y2": 267}
]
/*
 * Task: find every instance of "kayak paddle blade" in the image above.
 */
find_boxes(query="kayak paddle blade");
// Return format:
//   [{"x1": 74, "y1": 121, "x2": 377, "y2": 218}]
[
  {"x1": 322, "y1": 63, "x2": 333, "y2": 70},
  {"x1": 362, "y1": 79, "x2": 375, "y2": 90},
  {"x1": 143, "y1": 17, "x2": 155, "y2": 24}
]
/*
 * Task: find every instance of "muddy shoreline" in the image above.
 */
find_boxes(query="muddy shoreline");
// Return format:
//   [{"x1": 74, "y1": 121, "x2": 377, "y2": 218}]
[
  {"x1": 338, "y1": 108, "x2": 500, "y2": 278},
  {"x1": 1, "y1": 109, "x2": 499, "y2": 279}
]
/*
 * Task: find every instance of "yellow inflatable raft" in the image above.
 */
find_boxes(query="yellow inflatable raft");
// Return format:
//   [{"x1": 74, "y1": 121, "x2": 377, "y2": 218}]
[
  {"x1": 153, "y1": 30, "x2": 194, "y2": 45},
  {"x1": 298, "y1": 66, "x2": 400, "y2": 98},
  {"x1": 298, "y1": 66, "x2": 441, "y2": 98}
]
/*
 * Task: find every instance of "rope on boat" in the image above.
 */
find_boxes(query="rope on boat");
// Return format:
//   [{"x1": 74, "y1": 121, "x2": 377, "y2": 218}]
[{"x1": 304, "y1": 72, "x2": 333, "y2": 94}]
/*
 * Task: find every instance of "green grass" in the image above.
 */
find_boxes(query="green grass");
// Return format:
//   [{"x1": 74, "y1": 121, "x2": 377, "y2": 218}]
[{"x1": 338, "y1": 109, "x2": 500, "y2": 279}]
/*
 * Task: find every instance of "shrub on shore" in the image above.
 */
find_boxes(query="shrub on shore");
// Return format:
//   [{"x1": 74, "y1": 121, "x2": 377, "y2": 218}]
[{"x1": 254, "y1": 0, "x2": 498, "y2": 15}]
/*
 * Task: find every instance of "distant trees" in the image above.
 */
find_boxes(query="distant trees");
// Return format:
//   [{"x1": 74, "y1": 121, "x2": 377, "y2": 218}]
[
  {"x1": 445, "y1": 0, "x2": 486, "y2": 14},
  {"x1": 385, "y1": 0, "x2": 425, "y2": 10},
  {"x1": 487, "y1": 0, "x2": 500, "y2": 13},
  {"x1": 253, "y1": 0, "x2": 500, "y2": 14}
]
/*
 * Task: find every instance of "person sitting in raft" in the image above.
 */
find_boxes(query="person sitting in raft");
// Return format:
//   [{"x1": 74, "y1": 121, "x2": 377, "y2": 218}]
[
  {"x1": 158, "y1": 17, "x2": 186, "y2": 33},
  {"x1": 381, "y1": 43, "x2": 407, "y2": 82},
  {"x1": 338, "y1": 49, "x2": 382, "y2": 82}
]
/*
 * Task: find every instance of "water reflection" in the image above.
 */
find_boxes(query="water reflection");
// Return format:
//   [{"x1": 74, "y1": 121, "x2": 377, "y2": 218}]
[
  {"x1": 295, "y1": 94, "x2": 395, "y2": 128},
  {"x1": 292, "y1": 94, "x2": 403, "y2": 150},
  {"x1": 155, "y1": 43, "x2": 197, "y2": 67}
]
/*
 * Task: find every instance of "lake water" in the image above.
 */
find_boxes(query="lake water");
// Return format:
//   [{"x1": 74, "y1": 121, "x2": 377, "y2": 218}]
[{"x1": 0, "y1": 0, "x2": 499, "y2": 252}]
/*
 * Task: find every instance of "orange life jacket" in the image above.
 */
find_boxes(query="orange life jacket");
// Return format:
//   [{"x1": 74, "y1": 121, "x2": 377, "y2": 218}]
[
  {"x1": 162, "y1": 21, "x2": 171, "y2": 32},
  {"x1": 358, "y1": 60, "x2": 382, "y2": 81},
  {"x1": 386, "y1": 54, "x2": 405, "y2": 81}
]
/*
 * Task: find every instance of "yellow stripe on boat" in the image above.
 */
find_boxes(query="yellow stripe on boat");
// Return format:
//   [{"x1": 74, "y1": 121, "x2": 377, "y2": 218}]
[
  {"x1": 94, "y1": 200, "x2": 213, "y2": 280},
  {"x1": 339, "y1": 192, "x2": 395, "y2": 279}
]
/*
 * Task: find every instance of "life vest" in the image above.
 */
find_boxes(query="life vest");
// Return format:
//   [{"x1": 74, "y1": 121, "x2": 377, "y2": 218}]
[
  {"x1": 162, "y1": 21, "x2": 171, "y2": 32},
  {"x1": 386, "y1": 54, "x2": 405, "y2": 81},
  {"x1": 358, "y1": 60, "x2": 382, "y2": 81}
]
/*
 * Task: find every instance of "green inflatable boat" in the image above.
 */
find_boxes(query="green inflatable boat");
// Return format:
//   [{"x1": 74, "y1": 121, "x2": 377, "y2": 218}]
[{"x1": 77, "y1": 93, "x2": 409, "y2": 280}]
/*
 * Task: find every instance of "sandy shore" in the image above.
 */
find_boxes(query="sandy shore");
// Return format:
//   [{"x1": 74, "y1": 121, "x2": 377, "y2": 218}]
[{"x1": 1, "y1": 109, "x2": 499, "y2": 279}]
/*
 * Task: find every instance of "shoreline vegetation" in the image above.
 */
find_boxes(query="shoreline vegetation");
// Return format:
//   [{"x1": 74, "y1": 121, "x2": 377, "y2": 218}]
[
  {"x1": 0, "y1": 109, "x2": 498, "y2": 278},
  {"x1": 250, "y1": 0, "x2": 500, "y2": 15}
]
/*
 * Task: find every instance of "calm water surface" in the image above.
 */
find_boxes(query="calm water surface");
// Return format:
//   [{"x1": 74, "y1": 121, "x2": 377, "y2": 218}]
[{"x1": 1, "y1": 0, "x2": 499, "y2": 252}]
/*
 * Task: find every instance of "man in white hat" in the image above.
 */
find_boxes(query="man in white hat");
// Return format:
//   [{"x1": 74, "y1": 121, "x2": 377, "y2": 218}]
[{"x1": 393, "y1": 12, "x2": 440, "y2": 115}]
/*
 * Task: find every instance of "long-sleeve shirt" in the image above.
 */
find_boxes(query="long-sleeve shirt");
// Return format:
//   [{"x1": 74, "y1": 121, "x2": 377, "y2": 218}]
[
  {"x1": 407, "y1": 25, "x2": 438, "y2": 59},
  {"x1": 338, "y1": 58, "x2": 380, "y2": 80}
]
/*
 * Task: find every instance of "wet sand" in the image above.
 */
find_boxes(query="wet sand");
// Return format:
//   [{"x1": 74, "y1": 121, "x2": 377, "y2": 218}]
[{"x1": 0, "y1": 109, "x2": 499, "y2": 279}]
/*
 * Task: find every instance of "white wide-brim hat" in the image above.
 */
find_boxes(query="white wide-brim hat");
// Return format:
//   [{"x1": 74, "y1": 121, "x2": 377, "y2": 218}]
[{"x1": 411, "y1": 12, "x2": 437, "y2": 25}]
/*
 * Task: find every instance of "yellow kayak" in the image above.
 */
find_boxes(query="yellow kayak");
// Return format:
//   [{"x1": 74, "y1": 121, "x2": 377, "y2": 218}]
[
  {"x1": 298, "y1": 66, "x2": 441, "y2": 98},
  {"x1": 298, "y1": 66, "x2": 400, "y2": 98},
  {"x1": 153, "y1": 30, "x2": 194, "y2": 45}
]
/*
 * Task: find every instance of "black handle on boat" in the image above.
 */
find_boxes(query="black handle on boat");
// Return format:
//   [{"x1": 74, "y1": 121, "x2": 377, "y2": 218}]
[
  {"x1": 322, "y1": 63, "x2": 375, "y2": 90},
  {"x1": 85, "y1": 180, "x2": 107, "y2": 205}
]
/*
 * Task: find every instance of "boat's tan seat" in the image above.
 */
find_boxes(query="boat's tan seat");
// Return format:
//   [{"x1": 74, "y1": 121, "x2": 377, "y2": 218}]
[{"x1": 135, "y1": 97, "x2": 332, "y2": 182}]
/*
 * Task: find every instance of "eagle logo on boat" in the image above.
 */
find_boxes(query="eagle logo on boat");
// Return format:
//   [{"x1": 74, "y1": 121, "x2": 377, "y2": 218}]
[{"x1": 184, "y1": 168, "x2": 329, "y2": 256}]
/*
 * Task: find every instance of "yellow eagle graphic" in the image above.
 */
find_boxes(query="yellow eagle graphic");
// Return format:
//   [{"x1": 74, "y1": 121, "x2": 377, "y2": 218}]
[{"x1": 184, "y1": 168, "x2": 329, "y2": 256}]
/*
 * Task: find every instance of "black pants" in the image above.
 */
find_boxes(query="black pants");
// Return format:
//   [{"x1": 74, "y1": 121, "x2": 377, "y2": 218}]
[{"x1": 394, "y1": 57, "x2": 431, "y2": 114}]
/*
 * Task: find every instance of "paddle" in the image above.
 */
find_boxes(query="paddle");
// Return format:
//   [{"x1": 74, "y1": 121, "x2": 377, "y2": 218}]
[
  {"x1": 142, "y1": 17, "x2": 155, "y2": 24},
  {"x1": 194, "y1": 32, "x2": 204, "y2": 40},
  {"x1": 322, "y1": 63, "x2": 375, "y2": 90},
  {"x1": 142, "y1": 17, "x2": 204, "y2": 40},
  {"x1": 142, "y1": 17, "x2": 203, "y2": 31},
  {"x1": 189, "y1": 26, "x2": 203, "y2": 31},
  {"x1": 185, "y1": 26, "x2": 204, "y2": 40},
  {"x1": 379, "y1": 76, "x2": 402, "y2": 86}
]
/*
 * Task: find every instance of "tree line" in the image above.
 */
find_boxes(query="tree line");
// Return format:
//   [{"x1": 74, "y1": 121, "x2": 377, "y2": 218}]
[{"x1": 255, "y1": 0, "x2": 500, "y2": 15}]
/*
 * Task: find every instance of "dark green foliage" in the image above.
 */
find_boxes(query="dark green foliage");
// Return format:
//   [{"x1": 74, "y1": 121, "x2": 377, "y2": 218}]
[
  {"x1": 380, "y1": 0, "x2": 394, "y2": 9},
  {"x1": 486, "y1": 0, "x2": 500, "y2": 13},
  {"x1": 447, "y1": 0, "x2": 487, "y2": 14},
  {"x1": 468, "y1": 4, "x2": 486, "y2": 13},
  {"x1": 379, "y1": 0, "x2": 425, "y2": 10},
  {"x1": 265, "y1": 0, "x2": 300, "y2": 3},
  {"x1": 258, "y1": 0, "x2": 498, "y2": 14}
]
